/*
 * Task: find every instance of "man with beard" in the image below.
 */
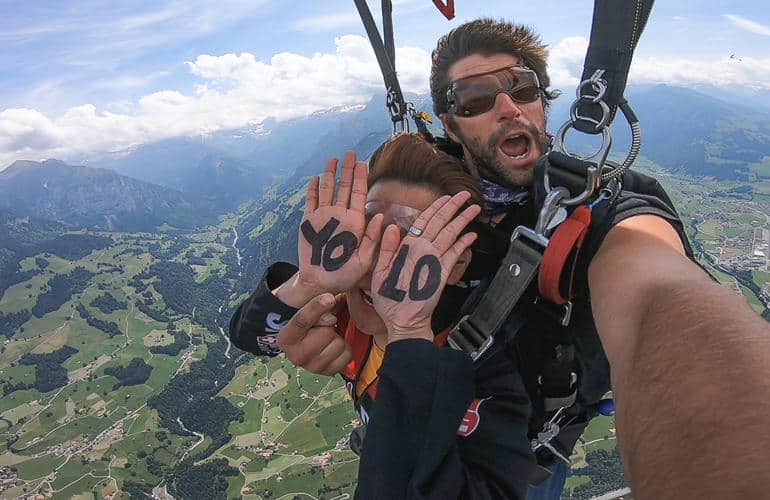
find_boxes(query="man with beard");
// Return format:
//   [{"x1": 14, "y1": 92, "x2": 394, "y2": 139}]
[
  {"x1": 239, "y1": 18, "x2": 770, "y2": 500},
  {"x1": 416, "y1": 18, "x2": 768, "y2": 499}
]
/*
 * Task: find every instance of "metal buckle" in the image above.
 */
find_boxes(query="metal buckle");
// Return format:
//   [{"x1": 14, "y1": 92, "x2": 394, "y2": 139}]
[
  {"x1": 546, "y1": 132, "x2": 605, "y2": 206},
  {"x1": 530, "y1": 407, "x2": 571, "y2": 465},
  {"x1": 386, "y1": 88, "x2": 409, "y2": 135},
  {"x1": 448, "y1": 315, "x2": 495, "y2": 362},
  {"x1": 548, "y1": 70, "x2": 612, "y2": 206},
  {"x1": 511, "y1": 225, "x2": 549, "y2": 249},
  {"x1": 534, "y1": 186, "x2": 570, "y2": 237},
  {"x1": 534, "y1": 297, "x2": 573, "y2": 326}
]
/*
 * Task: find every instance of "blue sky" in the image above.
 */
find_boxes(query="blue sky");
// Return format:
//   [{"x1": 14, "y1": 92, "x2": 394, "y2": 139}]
[{"x1": 1, "y1": 0, "x2": 769, "y2": 167}]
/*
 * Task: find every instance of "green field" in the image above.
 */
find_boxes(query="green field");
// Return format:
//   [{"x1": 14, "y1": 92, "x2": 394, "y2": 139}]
[{"x1": 1, "y1": 159, "x2": 767, "y2": 499}]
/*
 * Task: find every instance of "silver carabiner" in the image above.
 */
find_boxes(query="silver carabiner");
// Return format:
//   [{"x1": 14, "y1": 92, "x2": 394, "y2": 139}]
[
  {"x1": 547, "y1": 122, "x2": 608, "y2": 206},
  {"x1": 546, "y1": 69, "x2": 612, "y2": 206},
  {"x1": 534, "y1": 186, "x2": 570, "y2": 236}
]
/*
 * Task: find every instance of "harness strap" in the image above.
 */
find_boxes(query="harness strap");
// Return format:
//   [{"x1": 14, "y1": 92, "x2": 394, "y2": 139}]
[
  {"x1": 539, "y1": 206, "x2": 591, "y2": 305},
  {"x1": 449, "y1": 227, "x2": 545, "y2": 360},
  {"x1": 353, "y1": 0, "x2": 407, "y2": 129},
  {"x1": 353, "y1": 0, "x2": 433, "y2": 135},
  {"x1": 574, "y1": 0, "x2": 655, "y2": 134}
]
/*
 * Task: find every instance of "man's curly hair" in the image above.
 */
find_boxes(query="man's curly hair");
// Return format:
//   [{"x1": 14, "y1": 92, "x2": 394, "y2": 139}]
[{"x1": 430, "y1": 18, "x2": 560, "y2": 116}]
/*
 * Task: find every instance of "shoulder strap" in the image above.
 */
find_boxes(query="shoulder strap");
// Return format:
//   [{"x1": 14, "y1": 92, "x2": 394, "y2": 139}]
[
  {"x1": 353, "y1": 0, "x2": 430, "y2": 134},
  {"x1": 574, "y1": 0, "x2": 655, "y2": 134}
]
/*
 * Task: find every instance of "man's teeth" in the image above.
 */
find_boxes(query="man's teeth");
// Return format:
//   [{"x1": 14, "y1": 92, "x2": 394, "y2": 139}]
[
  {"x1": 505, "y1": 134, "x2": 529, "y2": 159},
  {"x1": 361, "y1": 291, "x2": 373, "y2": 306}
]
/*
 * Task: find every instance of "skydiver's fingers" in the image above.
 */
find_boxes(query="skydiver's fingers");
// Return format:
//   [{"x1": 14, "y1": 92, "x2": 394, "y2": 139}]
[
  {"x1": 330, "y1": 295, "x2": 347, "y2": 316},
  {"x1": 441, "y1": 232, "x2": 478, "y2": 271},
  {"x1": 318, "y1": 158, "x2": 338, "y2": 207},
  {"x1": 358, "y1": 213, "x2": 384, "y2": 267},
  {"x1": 277, "y1": 293, "x2": 337, "y2": 348},
  {"x1": 319, "y1": 348, "x2": 354, "y2": 377},
  {"x1": 421, "y1": 191, "x2": 472, "y2": 241},
  {"x1": 349, "y1": 161, "x2": 369, "y2": 213},
  {"x1": 304, "y1": 176, "x2": 320, "y2": 217},
  {"x1": 373, "y1": 224, "x2": 402, "y2": 282},
  {"x1": 432, "y1": 203, "x2": 482, "y2": 253},
  {"x1": 287, "y1": 324, "x2": 340, "y2": 366},
  {"x1": 305, "y1": 336, "x2": 352, "y2": 376},
  {"x1": 335, "y1": 151, "x2": 357, "y2": 208},
  {"x1": 315, "y1": 311, "x2": 338, "y2": 327},
  {"x1": 406, "y1": 195, "x2": 452, "y2": 239}
]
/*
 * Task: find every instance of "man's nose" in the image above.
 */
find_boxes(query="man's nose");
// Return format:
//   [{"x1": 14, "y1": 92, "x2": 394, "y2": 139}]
[{"x1": 493, "y1": 90, "x2": 523, "y2": 120}]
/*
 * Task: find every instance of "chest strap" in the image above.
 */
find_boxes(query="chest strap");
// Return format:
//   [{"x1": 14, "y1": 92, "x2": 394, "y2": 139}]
[
  {"x1": 448, "y1": 188, "x2": 569, "y2": 360},
  {"x1": 538, "y1": 205, "x2": 592, "y2": 305}
]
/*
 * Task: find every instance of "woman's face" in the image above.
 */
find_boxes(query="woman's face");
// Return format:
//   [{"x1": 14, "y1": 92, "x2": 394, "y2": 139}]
[{"x1": 346, "y1": 179, "x2": 440, "y2": 338}]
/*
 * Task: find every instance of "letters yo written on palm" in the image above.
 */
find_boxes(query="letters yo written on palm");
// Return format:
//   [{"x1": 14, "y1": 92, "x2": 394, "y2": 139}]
[{"x1": 297, "y1": 151, "x2": 384, "y2": 296}]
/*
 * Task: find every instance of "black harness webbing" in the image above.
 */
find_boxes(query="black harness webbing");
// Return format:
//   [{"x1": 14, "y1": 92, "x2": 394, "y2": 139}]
[
  {"x1": 353, "y1": 0, "x2": 429, "y2": 134},
  {"x1": 573, "y1": 0, "x2": 654, "y2": 134},
  {"x1": 448, "y1": 229, "x2": 545, "y2": 360}
]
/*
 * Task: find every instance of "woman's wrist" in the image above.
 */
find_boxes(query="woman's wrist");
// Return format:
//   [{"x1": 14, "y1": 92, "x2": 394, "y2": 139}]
[{"x1": 386, "y1": 322, "x2": 434, "y2": 344}]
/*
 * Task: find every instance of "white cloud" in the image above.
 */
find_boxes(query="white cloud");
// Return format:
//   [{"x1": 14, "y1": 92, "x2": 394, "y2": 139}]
[
  {"x1": 0, "y1": 35, "x2": 431, "y2": 168},
  {"x1": 630, "y1": 55, "x2": 770, "y2": 90},
  {"x1": 291, "y1": 13, "x2": 362, "y2": 32},
  {"x1": 3, "y1": 32, "x2": 769, "y2": 169},
  {"x1": 540, "y1": 35, "x2": 770, "y2": 95},
  {"x1": 548, "y1": 36, "x2": 589, "y2": 90},
  {"x1": 723, "y1": 14, "x2": 770, "y2": 37}
]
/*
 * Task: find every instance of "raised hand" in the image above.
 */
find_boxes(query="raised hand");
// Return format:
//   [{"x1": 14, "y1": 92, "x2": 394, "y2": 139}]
[
  {"x1": 276, "y1": 293, "x2": 352, "y2": 376},
  {"x1": 370, "y1": 192, "x2": 480, "y2": 343},
  {"x1": 296, "y1": 151, "x2": 383, "y2": 298}
]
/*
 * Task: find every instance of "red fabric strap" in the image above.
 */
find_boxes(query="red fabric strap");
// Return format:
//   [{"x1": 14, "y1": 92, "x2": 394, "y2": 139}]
[
  {"x1": 432, "y1": 0, "x2": 455, "y2": 19},
  {"x1": 538, "y1": 206, "x2": 592, "y2": 305}
]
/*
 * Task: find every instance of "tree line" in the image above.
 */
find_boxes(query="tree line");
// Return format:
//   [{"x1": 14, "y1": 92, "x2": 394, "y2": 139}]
[
  {"x1": 75, "y1": 304, "x2": 122, "y2": 337},
  {"x1": 32, "y1": 267, "x2": 93, "y2": 317},
  {"x1": 104, "y1": 357, "x2": 152, "y2": 390}
]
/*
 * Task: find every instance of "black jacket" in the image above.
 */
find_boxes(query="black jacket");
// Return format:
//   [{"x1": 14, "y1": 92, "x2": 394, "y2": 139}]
[{"x1": 229, "y1": 264, "x2": 538, "y2": 499}]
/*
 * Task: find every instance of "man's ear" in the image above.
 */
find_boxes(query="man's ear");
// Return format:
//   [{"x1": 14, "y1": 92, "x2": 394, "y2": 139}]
[
  {"x1": 447, "y1": 248, "x2": 472, "y2": 285},
  {"x1": 439, "y1": 113, "x2": 462, "y2": 144}
]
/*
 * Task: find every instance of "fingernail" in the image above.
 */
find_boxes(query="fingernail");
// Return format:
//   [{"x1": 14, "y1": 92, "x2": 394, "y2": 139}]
[
  {"x1": 320, "y1": 293, "x2": 335, "y2": 306},
  {"x1": 320, "y1": 313, "x2": 336, "y2": 323}
]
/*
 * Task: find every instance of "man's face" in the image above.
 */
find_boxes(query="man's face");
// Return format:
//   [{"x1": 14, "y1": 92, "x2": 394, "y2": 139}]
[{"x1": 441, "y1": 53, "x2": 549, "y2": 188}]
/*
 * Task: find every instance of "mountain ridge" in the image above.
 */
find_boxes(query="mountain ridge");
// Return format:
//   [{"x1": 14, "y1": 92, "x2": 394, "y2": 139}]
[{"x1": 0, "y1": 159, "x2": 217, "y2": 231}]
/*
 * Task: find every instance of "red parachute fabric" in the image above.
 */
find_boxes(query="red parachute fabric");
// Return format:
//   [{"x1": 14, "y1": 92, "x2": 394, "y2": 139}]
[{"x1": 432, "y1": 0, "x2": 455, "y2": 20}]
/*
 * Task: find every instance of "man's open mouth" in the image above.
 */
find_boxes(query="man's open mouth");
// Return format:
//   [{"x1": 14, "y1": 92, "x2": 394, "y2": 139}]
[{"x1": 500, "y1": 133, "x2": 530, "y2": 160}]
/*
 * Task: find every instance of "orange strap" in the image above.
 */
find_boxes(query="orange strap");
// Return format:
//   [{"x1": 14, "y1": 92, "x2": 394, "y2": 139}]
[{"x1": 538, "y1": 206, "x2": 592, "y2": 305}]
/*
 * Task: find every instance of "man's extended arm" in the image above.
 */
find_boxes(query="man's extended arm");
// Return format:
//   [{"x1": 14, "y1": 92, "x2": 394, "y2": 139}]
[{"x1": 589, "y1": 214, "x2": 770, "y2": 498}]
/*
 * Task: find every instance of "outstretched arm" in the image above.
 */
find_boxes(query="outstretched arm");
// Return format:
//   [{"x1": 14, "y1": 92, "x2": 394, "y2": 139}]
[{"x1": 589, "y1": 214, "x2": 770, "y2": 498}]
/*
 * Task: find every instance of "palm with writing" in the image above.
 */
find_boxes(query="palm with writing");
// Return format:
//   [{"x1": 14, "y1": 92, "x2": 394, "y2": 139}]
[
  {"x1": 296, "y1": 151, "x2": 383, "y2": 296},
  {"x1": 371, "y1": 192, "x2": 480, "y2": 343}
]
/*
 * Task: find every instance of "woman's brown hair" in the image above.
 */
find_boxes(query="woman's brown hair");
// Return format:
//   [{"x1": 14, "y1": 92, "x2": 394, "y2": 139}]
[{"x1": 367, "y1": 133, "x2": 482, "y2": 208}]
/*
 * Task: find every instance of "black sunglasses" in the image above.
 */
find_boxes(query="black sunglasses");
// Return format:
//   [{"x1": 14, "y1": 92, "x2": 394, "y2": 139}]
[{"x1": 447, "y1": 65, "x2": 543, "y2": 117}]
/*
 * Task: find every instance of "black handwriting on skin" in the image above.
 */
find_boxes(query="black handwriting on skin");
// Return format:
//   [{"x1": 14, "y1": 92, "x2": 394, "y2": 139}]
[
  {"x1": 377, "y1": 245, "x2": 442, "y2": 302},
  {"x1": 409, "y1": 255, "x2": 441, "y2": 300},
  {"x1": 377, "y1": 245, "x2": 409, "y2": 301},
  {"x1": 301, "y1": 218, "x2": 358, "y2": 272}
]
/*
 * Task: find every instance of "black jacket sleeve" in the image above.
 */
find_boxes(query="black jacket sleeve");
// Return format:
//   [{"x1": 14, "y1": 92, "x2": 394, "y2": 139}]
[
  {"x1": 356, "y1": 340, "x2": 535, "y2": 499},
  {"x1": 228, "y1": 262, "x2": 299, "y2": 356}
]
